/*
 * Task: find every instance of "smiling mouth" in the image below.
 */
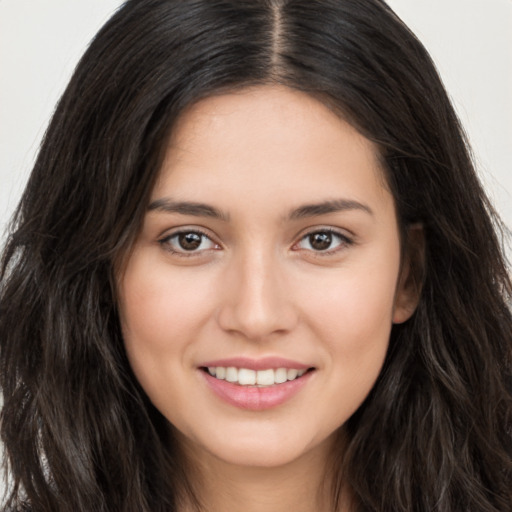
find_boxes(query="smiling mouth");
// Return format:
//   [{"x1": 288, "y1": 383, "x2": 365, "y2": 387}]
[{"x1": 201, "y1": 366, "x2": 314, "y2": 387}]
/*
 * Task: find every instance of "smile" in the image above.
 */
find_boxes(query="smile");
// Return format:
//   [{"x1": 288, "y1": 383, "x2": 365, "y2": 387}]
[
  {"x1": 205, "y1": 367, "x2": 308, "y2": 386},
  {"x1": 201, "y1": 363, "x2": 315, "y2": 410}
]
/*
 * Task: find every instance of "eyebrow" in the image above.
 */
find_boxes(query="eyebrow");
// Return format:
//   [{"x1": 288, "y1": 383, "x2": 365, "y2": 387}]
[
  {"x1": 288, "y1": 199, "x2": 374, "y2": 220},
  {"x1": 147, "y1": 198, "x2": 230, "y2": 221},
  {"x1": 147, "y1": 197, "x2": 373, "y2": 222}
]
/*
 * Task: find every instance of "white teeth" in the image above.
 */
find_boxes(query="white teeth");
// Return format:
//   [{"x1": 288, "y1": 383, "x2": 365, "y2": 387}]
[
  {"x1": 287, "y1": 368, "x2": 298, "y2": 380},
  {"x1": 274, "y1": 368, "x2": 287, "y2": 384},
  {"x1": 238, "y1": 368, "x2": 256, "y2": 385},
  {"x1": 256, "y1": 369, "x2": 274, "y2": 386},
  {"x1": 225, "y1": 367, "x2": 238, "y2": 383},
  {"x1": 207, "y1": 366, "x2": 310, "y2": 386}
]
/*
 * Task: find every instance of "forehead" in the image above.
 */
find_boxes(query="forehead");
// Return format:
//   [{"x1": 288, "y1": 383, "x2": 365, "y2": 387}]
[{"x1": 152, "y1": 86, "x2": 392, "y2": 217}]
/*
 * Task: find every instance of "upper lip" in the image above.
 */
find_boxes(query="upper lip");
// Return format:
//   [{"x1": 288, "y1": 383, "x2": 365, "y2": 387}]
[{"x1": 199, "y1": 356, "x2": 312, "y2": 371}]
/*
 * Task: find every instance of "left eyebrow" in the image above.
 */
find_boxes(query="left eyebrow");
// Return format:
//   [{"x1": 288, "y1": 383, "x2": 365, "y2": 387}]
[{"x1": 288, "y1": 199, "x2": 374, "y2": 220}]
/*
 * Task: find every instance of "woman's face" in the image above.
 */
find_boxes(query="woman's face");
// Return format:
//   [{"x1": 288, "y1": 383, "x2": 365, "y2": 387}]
[{"x1": 118, "y1": 86, "x2": 418, "y2": 469}]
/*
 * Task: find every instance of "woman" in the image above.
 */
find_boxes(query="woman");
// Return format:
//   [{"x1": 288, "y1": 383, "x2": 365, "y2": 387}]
[{"x1": 1, "y1": 0, "x2": 511, "y2": 511}]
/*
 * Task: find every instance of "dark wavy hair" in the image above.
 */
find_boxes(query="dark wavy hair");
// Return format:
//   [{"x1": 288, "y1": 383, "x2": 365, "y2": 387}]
[{"x1": 1, "y1": 0, "x2": 511, "y2": 510}]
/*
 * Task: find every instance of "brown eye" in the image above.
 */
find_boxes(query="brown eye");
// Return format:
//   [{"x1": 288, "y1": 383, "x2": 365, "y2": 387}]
[
  {"x1": 295, "y1": 229, "x2": 351, "y2": 254},
  {"x1": 160, "y1": 230, "x2": 218, "y2": 254},
  {"x1": 308, "y1": 232, "x2": 332, "y2": 251},
  {"x1": 178, "y1": 232, "x2": 202, "y2": 250}
]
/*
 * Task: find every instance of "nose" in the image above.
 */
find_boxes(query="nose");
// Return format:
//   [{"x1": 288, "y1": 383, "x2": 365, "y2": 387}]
[{"x1": 216, "y1": 249, "x2": 298, "y2": 341}]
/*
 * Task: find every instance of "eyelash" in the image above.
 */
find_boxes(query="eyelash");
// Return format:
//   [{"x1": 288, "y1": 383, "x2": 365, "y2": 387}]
[
  {"x1": 158, "y1": 228, "x2": 220, "y2": 257},
  {"x1": 158, "y1": 227, "x2": 353, "y2": 257},
  {"x1": 292, "y1": 228, "x2": 353, "y2": 256}
]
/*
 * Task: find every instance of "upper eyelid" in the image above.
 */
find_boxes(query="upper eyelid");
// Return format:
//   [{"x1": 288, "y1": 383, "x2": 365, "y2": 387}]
[
  {"x1": 158, "y1": 226, "x2": 217, "y2": 242},
  {"x1": 294, "y1": 225, "x2": 354, "y2": 242}
]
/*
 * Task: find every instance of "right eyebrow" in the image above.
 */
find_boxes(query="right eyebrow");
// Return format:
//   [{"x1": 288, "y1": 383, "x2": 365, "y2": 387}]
[{"x1": 147, "y1": 198, "x2": 230, "y2": 222}]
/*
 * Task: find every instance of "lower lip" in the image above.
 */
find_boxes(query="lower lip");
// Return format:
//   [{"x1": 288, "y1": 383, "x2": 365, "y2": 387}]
[{"x1": 201, "y1": 370, "x2": 313, "y2": 411}]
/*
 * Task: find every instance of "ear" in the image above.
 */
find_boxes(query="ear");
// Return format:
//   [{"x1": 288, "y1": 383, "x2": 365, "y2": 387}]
[{"x1": 393, "y1": 224, "x2": 425, "y2": 324}]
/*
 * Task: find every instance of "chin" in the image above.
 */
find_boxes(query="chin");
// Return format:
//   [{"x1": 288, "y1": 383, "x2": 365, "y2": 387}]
[{"x1": 179, "y1": 423, "x2": 336, "y2": 470}]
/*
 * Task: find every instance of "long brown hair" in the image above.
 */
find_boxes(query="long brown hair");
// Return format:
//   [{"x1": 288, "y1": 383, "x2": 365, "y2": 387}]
[{"x1": 1, "y1": 1, "x2": 511, "y2": 510}]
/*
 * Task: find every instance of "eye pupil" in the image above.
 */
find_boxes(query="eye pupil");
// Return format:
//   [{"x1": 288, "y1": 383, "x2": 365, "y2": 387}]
[
  {"x1": 309, "y1": 232, "x2": 332, "y2": 251},
  {"x1": 178, "y1": 232, "x2": 202, "y2": 250}
]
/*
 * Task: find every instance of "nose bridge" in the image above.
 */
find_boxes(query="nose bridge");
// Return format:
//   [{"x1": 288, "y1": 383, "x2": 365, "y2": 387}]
[{"x1": 217, "y1": 244, "x2": 296, "y2": 340}]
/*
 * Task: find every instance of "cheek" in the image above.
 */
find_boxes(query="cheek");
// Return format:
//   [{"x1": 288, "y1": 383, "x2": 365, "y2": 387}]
[
  {"x1": 296, "y1": 254, "x2": 399, "y2": 393},
  {"x1": 117, "y1": 259, "x2": 218, "y2": 391},
  {"x1": 120, "y1": 259, "x2": 215, "y2": 344},
  {"x1": 299, "y1": 271, "x2": 395, "y2": 423},
  {"x1": 319, "y1": 288, "x2": 392, "y2": 381},
  {"x1": 303, "y1": 264, "x2": 398, "y2": 341}
]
